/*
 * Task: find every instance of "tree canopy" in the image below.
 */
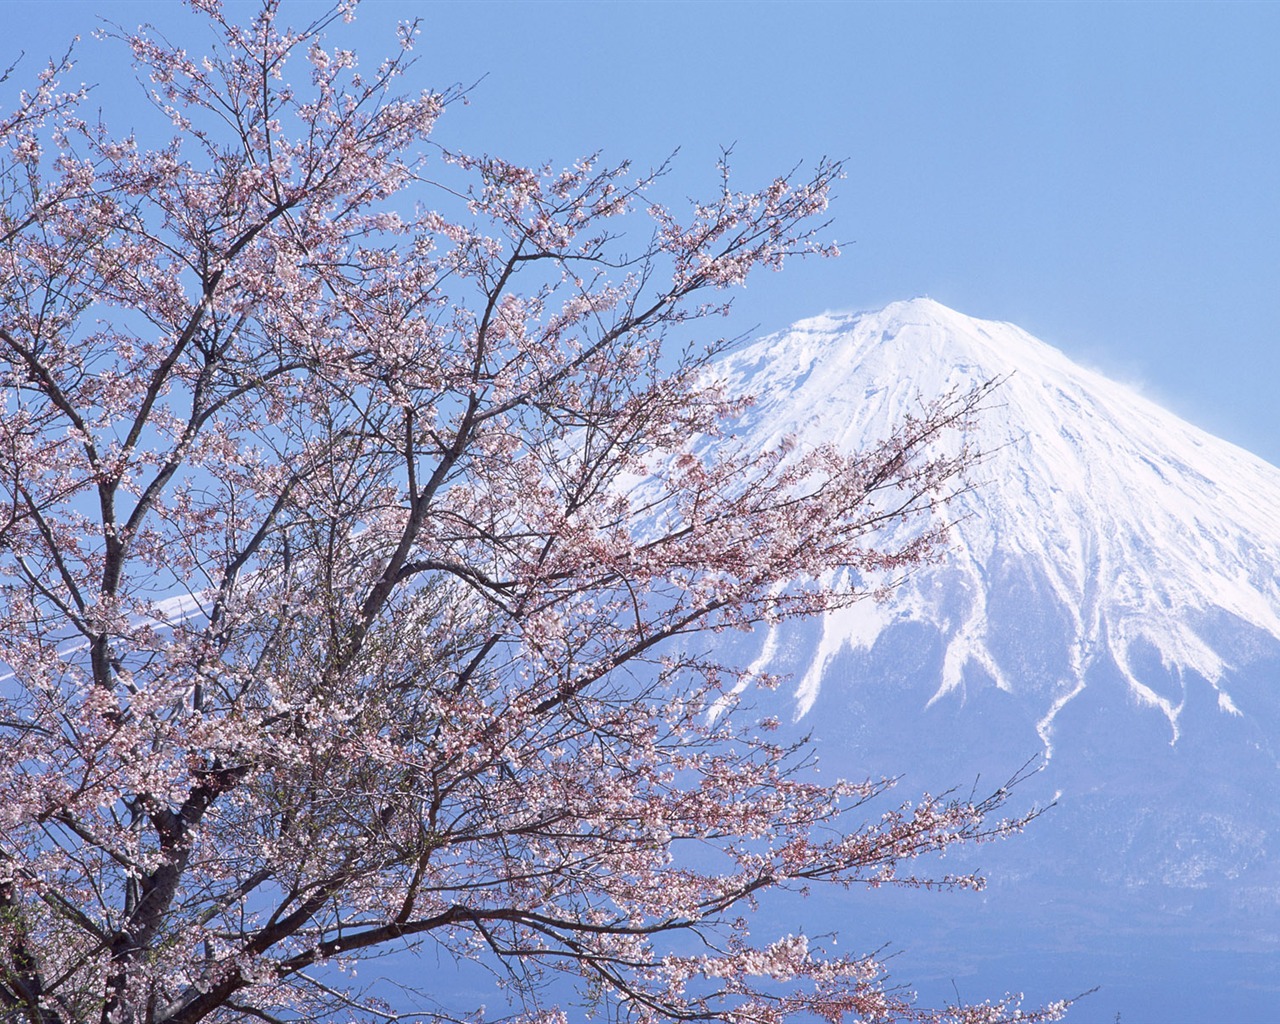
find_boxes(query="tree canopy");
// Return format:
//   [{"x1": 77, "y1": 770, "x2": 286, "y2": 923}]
[{"x1": 0, "y1": 4, "x2": 1061, "y2": 1023}]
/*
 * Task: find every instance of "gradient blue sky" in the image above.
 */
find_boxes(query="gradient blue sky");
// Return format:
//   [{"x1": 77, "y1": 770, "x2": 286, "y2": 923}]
[{"x1": 8, "y1": 1, "x2": 1280, "y2": 463}]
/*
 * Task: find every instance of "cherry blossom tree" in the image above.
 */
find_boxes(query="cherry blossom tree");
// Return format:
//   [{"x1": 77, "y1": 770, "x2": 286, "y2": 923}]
[{"x1": 0, "y1": 4, "x2": 1065, "y2": 1023}]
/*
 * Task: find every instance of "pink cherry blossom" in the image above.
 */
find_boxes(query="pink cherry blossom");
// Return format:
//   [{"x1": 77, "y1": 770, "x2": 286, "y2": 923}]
[{"x1": 0, "y1": 5, "x2": 1068, "y2": 1024}]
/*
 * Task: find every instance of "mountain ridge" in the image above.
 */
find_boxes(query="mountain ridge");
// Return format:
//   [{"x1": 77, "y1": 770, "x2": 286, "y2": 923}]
[
  {"x1": 703, "y1": 298, "x2": 1280, "y2": 1021},
  {"x1": 717, "y1": 298, "x2": 1280, "y2": 752}
]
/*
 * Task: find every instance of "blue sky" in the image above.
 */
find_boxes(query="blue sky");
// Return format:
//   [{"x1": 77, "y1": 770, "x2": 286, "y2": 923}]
[{"x1": 8, "y1": 0, "x2": 1280, "y2": 463}]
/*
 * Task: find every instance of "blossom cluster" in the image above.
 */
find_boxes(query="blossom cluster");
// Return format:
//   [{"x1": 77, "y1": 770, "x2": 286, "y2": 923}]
[{"x1": 0, "y1": 5, "x2": 1064, "y2": 1024}]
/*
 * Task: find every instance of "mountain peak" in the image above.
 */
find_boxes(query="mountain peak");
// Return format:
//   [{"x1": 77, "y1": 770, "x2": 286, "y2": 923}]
[
  {"x1": 789, "y1": 296, "x2": 969, "y2": 337},
  {"x1": 708, "y1": 302, "x2": 1280, "y2": 1016},
  {"x1": 878, "y1": 295, "x2": 970, "y2": 322},
  {"x1": 720, "y1": 302, "x2": 1280, "y2": 751}
]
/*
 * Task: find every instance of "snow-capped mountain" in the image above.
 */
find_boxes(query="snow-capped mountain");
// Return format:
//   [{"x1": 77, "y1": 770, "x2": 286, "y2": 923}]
[
  {"x1": 711, "y1": 299, "x2": 1280, "y2": 1021},
  {"x1": 719, "y1": 298, "x2": 1280, "y2": 750}
]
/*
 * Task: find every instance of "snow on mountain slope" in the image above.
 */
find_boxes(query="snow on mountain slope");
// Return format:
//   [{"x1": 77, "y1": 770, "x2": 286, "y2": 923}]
[{"x1": 715, "y1": 298, "x2": 1280, "y2": 752}]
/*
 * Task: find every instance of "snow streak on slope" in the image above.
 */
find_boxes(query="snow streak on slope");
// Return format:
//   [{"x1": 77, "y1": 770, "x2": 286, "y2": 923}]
[{"x1": 716, "y1": 299, "x2": 1280, "y2": 750}]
